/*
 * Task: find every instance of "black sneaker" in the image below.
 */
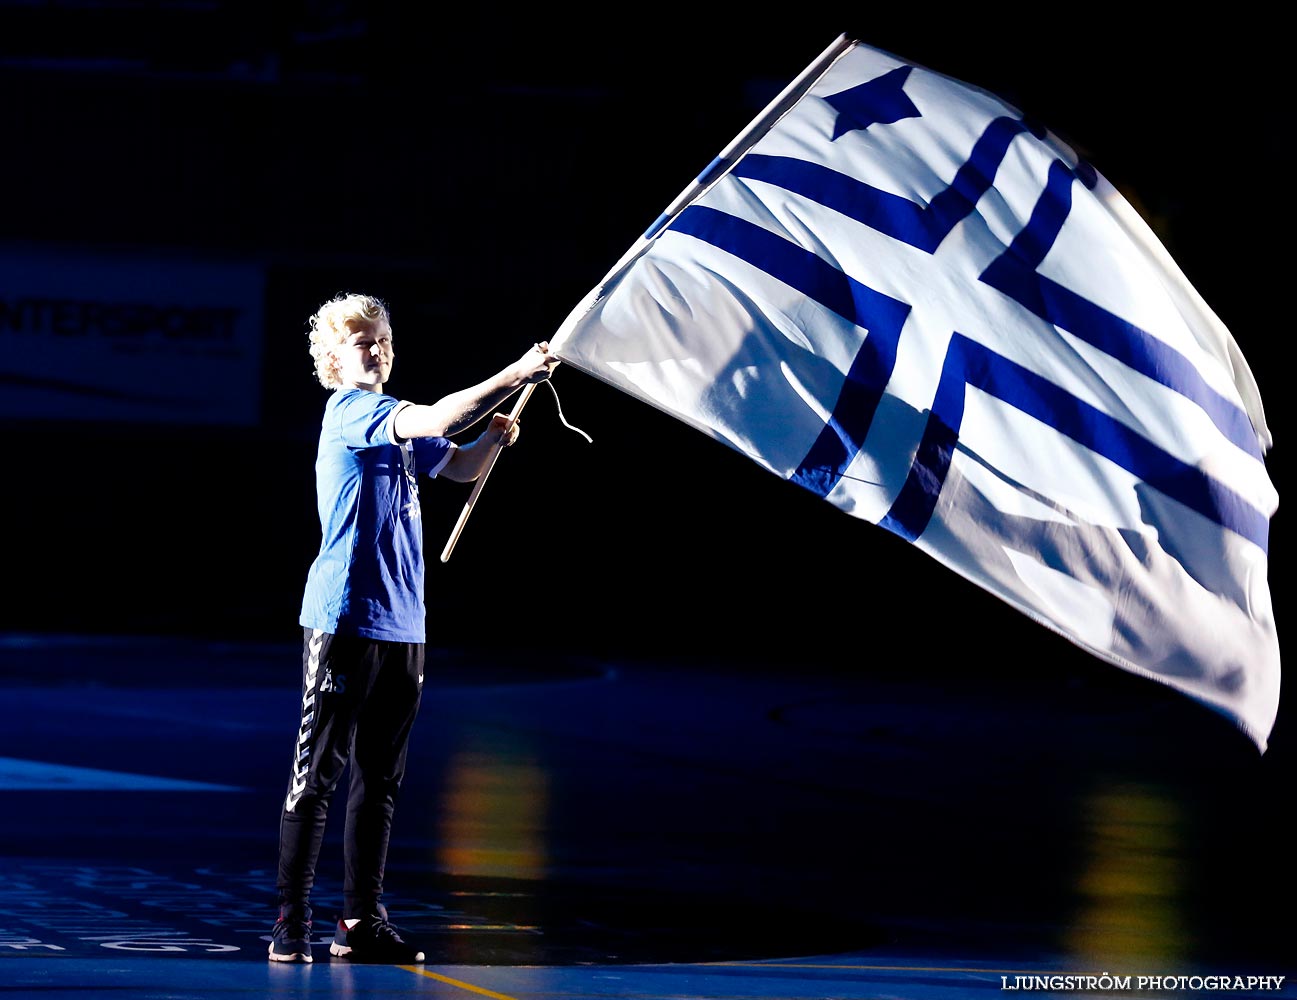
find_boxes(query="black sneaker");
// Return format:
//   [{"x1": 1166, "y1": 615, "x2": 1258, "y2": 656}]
[
  {"x1": 329, "y1": 904, "x2": 424, "y2": 963},
  {"x1": 268, "y1": 904, "x2": 313, "y2": 963}
]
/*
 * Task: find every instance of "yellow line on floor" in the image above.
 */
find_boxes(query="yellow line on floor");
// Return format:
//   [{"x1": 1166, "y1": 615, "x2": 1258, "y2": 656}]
[
  {"x1": 705, "y1": 962, "x2": 1059, "y2": 974},
  {"x1": 401, "y1": 966, "x2": 521, "y2": 1000}
]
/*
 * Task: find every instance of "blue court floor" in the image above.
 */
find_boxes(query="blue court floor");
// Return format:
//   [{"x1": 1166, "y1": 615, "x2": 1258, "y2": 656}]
[{"x1": 0, "y1": 633, "x2": 1292, "y2": 999}]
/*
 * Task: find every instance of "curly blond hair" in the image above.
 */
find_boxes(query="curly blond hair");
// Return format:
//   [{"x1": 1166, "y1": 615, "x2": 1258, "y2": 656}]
[{"x1": 306, "y1": 292, "x2": 392, "y2": 389}]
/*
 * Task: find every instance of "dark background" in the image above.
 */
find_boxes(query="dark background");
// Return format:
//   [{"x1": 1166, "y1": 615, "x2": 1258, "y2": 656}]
[{"x1": 2, "y1": 4, "x2": 1286, "y2": 748}]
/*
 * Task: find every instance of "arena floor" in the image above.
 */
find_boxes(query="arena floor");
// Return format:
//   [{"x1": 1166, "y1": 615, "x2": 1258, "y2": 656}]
[{"x1": 0, "y1": 633, "x2": 1292, "y2": 999}]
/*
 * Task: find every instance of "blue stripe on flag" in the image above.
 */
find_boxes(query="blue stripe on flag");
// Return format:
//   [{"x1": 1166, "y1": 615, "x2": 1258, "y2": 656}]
[
  {"x1": 669, "y1": 183, "x2": 1268, "y2": 549},
  {"x1": 983, "y1": 164, "x2": 1262, "y2": 461},
  {"x1": 670, "y1": 204, "x2": 909, "y2": 496},
  {"x1": 733, "y1": 116, "x2": 1037, "y2": 252},
  {"x1": 880, "y1": 333, "x2": 1270, "y2": 550},
  {"x1": 731, "y1": 128, "x2": 1262, "y2": 463}
]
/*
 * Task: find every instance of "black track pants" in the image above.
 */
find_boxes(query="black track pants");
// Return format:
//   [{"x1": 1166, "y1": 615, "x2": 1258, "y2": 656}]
[{"x1": 276, "y1": 627, "x2": 424, "y2": 919}]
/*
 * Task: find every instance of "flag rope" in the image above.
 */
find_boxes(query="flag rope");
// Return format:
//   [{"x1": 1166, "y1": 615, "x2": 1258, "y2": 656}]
[
  {"x1": 541, "y1": 378, "x2": 593, "y2": 443},
  {"x1": 439, "y1": 370, "x2": 590, "y2": 562}
]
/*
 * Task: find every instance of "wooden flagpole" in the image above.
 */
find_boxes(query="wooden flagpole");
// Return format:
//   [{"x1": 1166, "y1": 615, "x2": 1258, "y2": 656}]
[
  {"x1": 439, "y1": 379, "x2": 541, "y2": 563},
  {"x1": 637, "y1": 33, "x2": 854, "y2": 244},
  {"x1": 549, "y1": 33, "x2": 855, "y2": 360}
]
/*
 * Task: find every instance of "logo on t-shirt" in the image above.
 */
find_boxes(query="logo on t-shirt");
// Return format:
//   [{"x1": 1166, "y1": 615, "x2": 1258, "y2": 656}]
[{"x1": 399, "y1": 441, "x2": 421, "y2": 520}]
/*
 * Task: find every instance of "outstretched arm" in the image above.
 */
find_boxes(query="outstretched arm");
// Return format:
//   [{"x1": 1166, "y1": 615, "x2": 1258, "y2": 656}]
[{"x1": 393, "y1": 342, "x2": 556, "y2": 440}]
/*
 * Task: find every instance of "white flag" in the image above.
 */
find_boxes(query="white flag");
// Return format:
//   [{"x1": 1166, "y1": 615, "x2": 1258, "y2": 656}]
[{"x1": 550, "y1": 36, "x2": 1280, "y2": 750}]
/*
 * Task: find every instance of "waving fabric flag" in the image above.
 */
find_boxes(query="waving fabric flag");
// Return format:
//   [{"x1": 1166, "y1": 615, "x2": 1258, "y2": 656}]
[{"x1": 550, "y1": 35, "x2": 1280, "y2": 750}]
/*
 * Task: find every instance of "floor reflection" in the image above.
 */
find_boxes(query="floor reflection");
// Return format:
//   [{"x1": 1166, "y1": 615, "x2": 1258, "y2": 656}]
[{"x1": 1065, "y1": 781, "x2": 1190, "y2": 965}]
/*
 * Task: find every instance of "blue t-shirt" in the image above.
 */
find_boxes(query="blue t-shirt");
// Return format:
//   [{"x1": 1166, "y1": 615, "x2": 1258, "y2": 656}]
[{"x1": 299, "y1": 388, "x2": 455, "y2": 643}]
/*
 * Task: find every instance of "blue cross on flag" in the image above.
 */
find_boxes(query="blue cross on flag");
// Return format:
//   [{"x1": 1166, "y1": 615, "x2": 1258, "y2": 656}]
[{"x1": 550, "y1": 35, "x2": 1280, "y2": 750}]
